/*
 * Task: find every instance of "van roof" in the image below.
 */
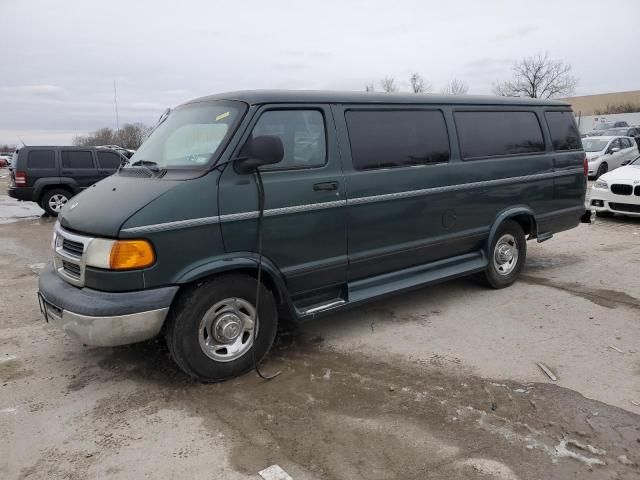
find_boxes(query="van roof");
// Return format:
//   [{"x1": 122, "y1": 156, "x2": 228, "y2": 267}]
[{"x1": 186, "y1": 89, "x2": 570, "y2": 108}]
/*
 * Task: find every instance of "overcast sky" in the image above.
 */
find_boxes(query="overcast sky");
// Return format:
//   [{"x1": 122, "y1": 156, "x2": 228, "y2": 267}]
[{"x1": 1, "y1": 0, "x2": 638, "y2": 145}]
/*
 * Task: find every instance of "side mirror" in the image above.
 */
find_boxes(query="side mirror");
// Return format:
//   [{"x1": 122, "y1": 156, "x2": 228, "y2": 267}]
[
  {"x1": 235, "y1": 135, "x2": 284, "y2": 174},
  {"x1": 609, "y1": 147, "x2": 620, "y2": 154}
]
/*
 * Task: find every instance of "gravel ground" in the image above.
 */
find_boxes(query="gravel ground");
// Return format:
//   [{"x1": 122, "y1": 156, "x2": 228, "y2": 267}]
[{"x1": 1, "y1": 173, "x2": 639, "y2": 480}]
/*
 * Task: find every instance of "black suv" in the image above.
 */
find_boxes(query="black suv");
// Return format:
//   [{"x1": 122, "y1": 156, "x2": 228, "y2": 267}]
[{"x1": 8, "y1": 146, "x2": 126, "y2": 216}]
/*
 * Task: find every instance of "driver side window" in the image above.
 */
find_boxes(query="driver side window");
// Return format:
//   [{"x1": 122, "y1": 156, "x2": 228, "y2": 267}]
[{"x1": 249, "y1": 110, "x2": 327, "y2": 170}]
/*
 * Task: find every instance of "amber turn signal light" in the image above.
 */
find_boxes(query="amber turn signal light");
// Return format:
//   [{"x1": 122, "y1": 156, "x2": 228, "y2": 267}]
[{"x1": 109, "y1": 240, "x2": 155, "y2": 270}]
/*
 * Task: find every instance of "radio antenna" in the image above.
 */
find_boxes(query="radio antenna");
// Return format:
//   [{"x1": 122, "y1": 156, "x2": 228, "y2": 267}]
[{"x1": 113, "y1": 80, "x2": 120, "y2": 133}]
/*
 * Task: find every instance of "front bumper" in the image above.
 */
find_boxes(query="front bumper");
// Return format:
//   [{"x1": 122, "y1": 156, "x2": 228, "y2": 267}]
[
  {"x1": 589, "y1": 188, "x2": 640, "y2": 217},
  {"x1": 38, "y1": 265, "x2": 179, "y2": 346}
]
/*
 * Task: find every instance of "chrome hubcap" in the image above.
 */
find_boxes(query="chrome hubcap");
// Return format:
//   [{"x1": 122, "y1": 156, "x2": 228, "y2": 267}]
[
  {"x1": 198, "y1": 297, "x2": 256, "y2": 362},
  {"x1": 493, "y1": 234, "x2": 519, "y2": 275},
  {"x1": 48, "y1": 194, "x2": 68, "y2": 212}
]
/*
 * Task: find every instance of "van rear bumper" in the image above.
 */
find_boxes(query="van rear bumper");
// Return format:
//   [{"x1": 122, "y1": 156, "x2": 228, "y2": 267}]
[{"x1": 38, "y1": 265, "x2": 178, "y2": 346}]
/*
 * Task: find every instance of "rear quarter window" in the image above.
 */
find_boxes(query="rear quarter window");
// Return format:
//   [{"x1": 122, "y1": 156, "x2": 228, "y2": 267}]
[
  {"x1": 544, "y1": 111, "x2": 581, "y2": 151},
  {"x1": 61, "y1": 151, "x2": 95, "y2": 169},
  {"x1": 345, "y1": 109, "x2": 450, "y2": 170},
  {"x1": 455, "y1": 111, "x2": 545, "y2": 160},
  {"x1": 27, "y1": 150, "x2": 56, "y2": 169}
]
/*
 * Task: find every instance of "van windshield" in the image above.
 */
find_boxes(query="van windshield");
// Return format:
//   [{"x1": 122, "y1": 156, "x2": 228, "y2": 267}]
[
  {"x1": 127, "y1": 100, "x2": 246, "y2": 169},
  {"x1": 582, "y1": 138, "x2": 609, "y2": 152}
]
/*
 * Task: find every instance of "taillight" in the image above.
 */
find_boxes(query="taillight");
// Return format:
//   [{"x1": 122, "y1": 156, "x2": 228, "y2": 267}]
[
  {"x1": 15, "y1": 171, "x2": 27, "y2": 186},
  {"x1": 583, "y1": 154, "x2": 588, "y2": 176}
]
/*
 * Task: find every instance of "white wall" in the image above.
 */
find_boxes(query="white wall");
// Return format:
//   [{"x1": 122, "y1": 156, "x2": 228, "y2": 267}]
[{"x1": 575, "y1": 112, "x2": 640, "y2": 133}]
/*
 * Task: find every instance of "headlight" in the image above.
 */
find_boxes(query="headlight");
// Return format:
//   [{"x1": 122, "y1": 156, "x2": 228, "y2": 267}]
[
  {"x1": 588, "y1": 155, "x2": 600, "y2": 163},
  {"x1": 86, "y1": 239, "x2": 155, "y2": 270},
  {"x1": 593, "y1": 180, "x2": 608, "y2": 190}
]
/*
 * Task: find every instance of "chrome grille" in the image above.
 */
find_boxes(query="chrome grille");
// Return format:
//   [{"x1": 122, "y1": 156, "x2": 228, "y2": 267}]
[
  {"x1": 53, "y1": 224, "x2": 93, "y2": 287},
  {"x1": 62, "y1": 238, "x2": 84, "y2": 257},
  {"x1": 62, "y1": 260, "x2": 81, "y2": 278}
]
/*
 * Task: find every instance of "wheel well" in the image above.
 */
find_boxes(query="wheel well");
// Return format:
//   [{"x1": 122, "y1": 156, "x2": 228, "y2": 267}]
[
  {"x1": 38, "y1": 185, "x2": 72, "y2": 203},
  {"x1": 182, "y1": 267, "x2": 285, "y2": 307},
  {"x1": 510, "y1": 213, "x2": 537, "y2": 239}
]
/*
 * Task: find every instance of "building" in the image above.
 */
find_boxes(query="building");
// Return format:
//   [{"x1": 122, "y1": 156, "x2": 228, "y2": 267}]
[{"x1": 560, "y1": 90, "x2": 640, "y2": 116}]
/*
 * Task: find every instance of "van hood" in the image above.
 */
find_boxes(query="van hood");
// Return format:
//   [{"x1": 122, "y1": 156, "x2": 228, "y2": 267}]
[{"x1": 59, "y1": 175, "x2": 180, "y2": 237}]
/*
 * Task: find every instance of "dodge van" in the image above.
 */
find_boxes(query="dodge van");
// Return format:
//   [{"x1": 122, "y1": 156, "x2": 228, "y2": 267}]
[{"x1": 37, "y1": 91, "x2": 587, "y2": 381}]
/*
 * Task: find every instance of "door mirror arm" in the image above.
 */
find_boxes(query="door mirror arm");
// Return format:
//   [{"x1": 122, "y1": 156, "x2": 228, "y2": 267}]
[{"x1": 233, "y1": 135, "x2": 284, "y2": 174}]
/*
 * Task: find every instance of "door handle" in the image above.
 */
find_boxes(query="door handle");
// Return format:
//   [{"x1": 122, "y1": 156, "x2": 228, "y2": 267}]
[{"x1": 313, "y1": 181, "x2": 338, "y2": 191}]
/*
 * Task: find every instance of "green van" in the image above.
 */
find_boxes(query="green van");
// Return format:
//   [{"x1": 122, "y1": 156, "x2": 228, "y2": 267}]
[{"x1": 38, "y1": 91, "x2": 588, "y2": 381}]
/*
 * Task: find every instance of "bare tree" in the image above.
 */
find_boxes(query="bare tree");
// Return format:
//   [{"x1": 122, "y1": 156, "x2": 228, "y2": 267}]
[
  {"x1": 409, "y1": 73, "x2": 433, "y2": 93},
  {"x1": 441, "y1": 78, "x2": 469, "y2": 95},
  {"x1": 492, "y1": 53, "x2": 577, "y2": 99},
  {"x1": 364, "y1": 83, "x2": 375, "y2": 92},
  {"x1": 410, "y1": 73, "x2": 424, "y2": 93},
  {"x1": 73, "y1": 123, "x2": 151, "y2": 149},
  {"x1": 380, "y1": 76, "x2": 397, "y2": 93}
]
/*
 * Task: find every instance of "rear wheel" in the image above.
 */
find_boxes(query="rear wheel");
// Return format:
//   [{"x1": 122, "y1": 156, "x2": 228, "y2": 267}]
[
  {"x1": 40, "y1": 188, "x2": 71, "y2": 216},
  {"x1": 165, "y1": 274, "x2": 278, "y2": 382},
  {"x1": 595, "y1": 162, "x2": 608, "y2": 179},
  {"x1": 479, "y1": 220, "x2": 527, "y2": 289}
]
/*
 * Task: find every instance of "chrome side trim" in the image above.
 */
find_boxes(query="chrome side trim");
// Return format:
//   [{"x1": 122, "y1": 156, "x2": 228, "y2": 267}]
[
  {"x1": 300, "y1": 299, "x2": 346, "y2": 315},
  {"x1": 122, "y1": 215, "x2": 220, "y2": 234},
  {"x1": 347, "y1": 169, "x2": 582, "y2": 206},
  {"x1": 122, "y1": 168, "x2": 584, "y2": 234}
]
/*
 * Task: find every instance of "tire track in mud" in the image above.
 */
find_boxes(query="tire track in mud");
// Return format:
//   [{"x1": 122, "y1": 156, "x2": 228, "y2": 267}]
[{"x1": 53, "y1": 334, "x2": 640, "y2": 480}]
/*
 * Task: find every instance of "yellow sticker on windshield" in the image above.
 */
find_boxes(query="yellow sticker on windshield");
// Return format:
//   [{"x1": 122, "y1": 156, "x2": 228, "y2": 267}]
[{"x1": 216, "y1": 111, "x2": 230, "y2": 121}]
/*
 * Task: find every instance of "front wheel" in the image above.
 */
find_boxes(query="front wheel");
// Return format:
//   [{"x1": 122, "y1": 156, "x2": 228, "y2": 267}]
[
  {"x1": 479, "y1": 220, "x2": 527, "y2": 289},
  {"x1": 165, "y1": 274, "x2": 278, "y2": 382},
  {"x1": 595, "y1": 162, "x2": 608, "y2": 179}
]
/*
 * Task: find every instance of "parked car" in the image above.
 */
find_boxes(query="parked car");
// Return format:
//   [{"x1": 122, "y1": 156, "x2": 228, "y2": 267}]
[
  {"x1": 589, "y1": 154, "x2": 640, "y2": 217},
  {"x1": 0, "y1": 153, "x2": 11, "y2": 167},
  {"x1": 96, "y1": 145, "x2": 135, "y2": 159},
  {"x1": 585, "y1": 121, "x2": 630, "y2": 137},
  {"x1": 600, "y1": 127, "x2": 640, "y2": 146},
  {"x1": 8, "y1": 146, "x2": 127, "y2": 215},
  {"x1": 37, "y1": 90, "x2": 588, "y2": 381},
  {"x1": 583, "y1": 136, "x2": 638, "y2": 178}
]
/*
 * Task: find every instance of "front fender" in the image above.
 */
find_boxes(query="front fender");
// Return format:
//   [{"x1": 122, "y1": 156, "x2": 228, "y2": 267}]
[{"x1": 174, "y1": 252, "x2": 293, "y2": 313}]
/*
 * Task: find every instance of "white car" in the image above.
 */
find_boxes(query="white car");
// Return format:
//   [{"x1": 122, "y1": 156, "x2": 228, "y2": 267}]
[
  {"x1": 590, "y1": 155, "x2": 640, "y2": 217},
  {"x1": 583, "y1": 136, "x2": 638, "y2": 179}
]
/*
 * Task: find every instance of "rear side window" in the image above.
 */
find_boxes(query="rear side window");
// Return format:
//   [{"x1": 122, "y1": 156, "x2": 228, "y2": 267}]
[
  {"x1": 345, "y1": 110, "x2": 449, "y2": 170},
  {"x1": 97, "y1": 151, "x2": 123, "y2": 171},
  {"x1": 622, "y1": 138, "x2": 632, "y2": 148},
  {"x1": 545, "y1": 111, "x2": 581, "y2": 151},
  {"x1": 456, "y1": 111, "x2": 545, "y2": 159},
  {"x1": 27, "y1": 150, "x2": 55, "y2": 169},
  {"x1": 248, "y1": 110, "x2": 326, "y2": 170},
  {"x1": 61, "y1": 151, "x2": 95, "y2": 169}
]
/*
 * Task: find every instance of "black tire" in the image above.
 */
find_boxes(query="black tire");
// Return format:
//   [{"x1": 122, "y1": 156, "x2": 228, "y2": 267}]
[
  {"x1": 479, "y1": 220, "x2": 527, "y2": 289},
  {"x1": 165, "y1": 273, "x2": 278, "y2": 382},
  {"x1": 595, "y1": 162, "x2": 608, "y2": 179},
  {"x1": 40, "y1": 188, "x2": 72, "y2": 216}
]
